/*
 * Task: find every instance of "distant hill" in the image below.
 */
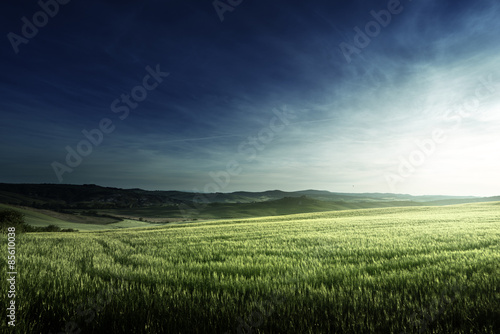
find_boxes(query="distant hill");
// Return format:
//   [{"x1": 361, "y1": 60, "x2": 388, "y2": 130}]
[
  {"x1": 0, "y1": 183, "x2": 188, "y2": 209},
  {"x1": 0, "y1": 183, "x2": 497, "y2": 221}
]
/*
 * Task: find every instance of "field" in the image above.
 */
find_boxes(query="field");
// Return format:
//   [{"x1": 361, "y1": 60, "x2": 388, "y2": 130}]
[
  {"x1": 98, "y1": 196, "x2": 425, "y2": 220},
  {"x1": 1, "y1": 202, "x2": 500, "y2": 333},
  {"x1": 0, "y1": 203, "x2": 155, "y2": 231}
]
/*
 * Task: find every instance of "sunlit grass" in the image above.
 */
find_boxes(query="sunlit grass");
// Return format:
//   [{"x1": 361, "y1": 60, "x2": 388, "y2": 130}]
[{"x1": 1, "y1": 202, "x2": 499, "y2": 333}]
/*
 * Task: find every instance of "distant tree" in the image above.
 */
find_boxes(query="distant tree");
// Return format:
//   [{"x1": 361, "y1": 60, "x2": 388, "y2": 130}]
[
  {"x1": 61, "y1": 228, "x2": 78, "y2": 232},
  {"x1": 0, "y1": 209, "x2": 27, "y2": 233},
  {"x1": 44, "y1": 225, "x2": 61, "y2": 232}
]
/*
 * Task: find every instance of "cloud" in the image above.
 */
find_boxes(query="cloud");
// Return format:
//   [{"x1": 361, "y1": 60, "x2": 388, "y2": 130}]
[{"x1": 1, "y1": 0, "x2": 499, "y2": 196}]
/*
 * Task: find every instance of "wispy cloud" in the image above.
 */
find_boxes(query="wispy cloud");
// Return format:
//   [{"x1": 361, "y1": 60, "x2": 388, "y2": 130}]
[{"x1": 1, "y1": 0, "x2": 499, "y2": 196}]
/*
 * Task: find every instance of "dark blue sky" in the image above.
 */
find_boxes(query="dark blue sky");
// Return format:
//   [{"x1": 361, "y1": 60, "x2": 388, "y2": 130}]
[{"x1": 1, "y1": 0, "x2": 499, "y2": 195}]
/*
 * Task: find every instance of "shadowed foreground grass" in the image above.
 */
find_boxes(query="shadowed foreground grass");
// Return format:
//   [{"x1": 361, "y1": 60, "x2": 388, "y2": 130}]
[{"x1": 1, "y1": 202, "x2": 499, "y2": 333}]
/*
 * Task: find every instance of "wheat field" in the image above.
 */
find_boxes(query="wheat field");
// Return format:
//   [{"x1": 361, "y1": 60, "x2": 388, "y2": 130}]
[{"x1": 1, "y1": 203, "x2": 499, "y2": 333}]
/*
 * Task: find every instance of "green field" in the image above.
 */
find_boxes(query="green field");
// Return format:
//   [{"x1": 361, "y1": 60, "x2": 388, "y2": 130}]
[
  {"x1": 100, "y1": 196, "x2": 425, "y2": 220},
  {"x1": 0, "y1": 204, "x2": 153, "y2": 231},
  {"x1": 1, "y1": 203, "x2": 499, "y2": 333}
]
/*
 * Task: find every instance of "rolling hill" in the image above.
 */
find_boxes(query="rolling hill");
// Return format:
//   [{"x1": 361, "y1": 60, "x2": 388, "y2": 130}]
[{"x1": 1, "y1": 183, "x2": 498, "y2": 229}]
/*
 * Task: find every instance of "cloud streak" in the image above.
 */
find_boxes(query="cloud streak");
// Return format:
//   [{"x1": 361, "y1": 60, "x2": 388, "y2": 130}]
[{"x1": 1, "y1": 0, "x2": 499, "y2": 196}]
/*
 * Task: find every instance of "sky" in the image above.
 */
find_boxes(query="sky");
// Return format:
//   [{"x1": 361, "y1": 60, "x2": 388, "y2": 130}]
[{"x1": 1, "y1": 0, "x2": 499, "y2": 196}]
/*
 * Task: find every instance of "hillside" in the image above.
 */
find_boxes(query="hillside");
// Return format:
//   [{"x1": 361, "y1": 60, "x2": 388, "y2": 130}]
[
  {"x1": 0, "y1": 183, "x2": 488, "y2": 208},
  {"x1": 1, "y1": 183, "x2": 498, "y2": 229},
  {"x1": 174, "y1": 196, "x2": 425, "y2": 219}
]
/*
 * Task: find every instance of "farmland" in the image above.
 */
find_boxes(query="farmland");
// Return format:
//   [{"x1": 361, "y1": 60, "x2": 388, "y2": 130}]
[
  {"x1": 1, "y1": 202, "x2": 500, "y2": 333},
  {"x1": 0, "y1": 203, "x2": 156, "y2": 231}
]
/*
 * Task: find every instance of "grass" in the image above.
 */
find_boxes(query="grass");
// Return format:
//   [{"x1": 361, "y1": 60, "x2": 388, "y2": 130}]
[
  {"x1": 106, "y1": 219, "x2": 162, "y2": 229},
  {"x1": 0, "y1": 203, "x2": 69, "y2": 226},
  {"x1": 0, "y1": 204, "x2": 146, "y2": 231},
  {"x1": 100, "y1": 196, "x2": 425, "y2": 220},
  {"x1": 1, "y1": 202, "x2": 499, "y2": 333}
]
